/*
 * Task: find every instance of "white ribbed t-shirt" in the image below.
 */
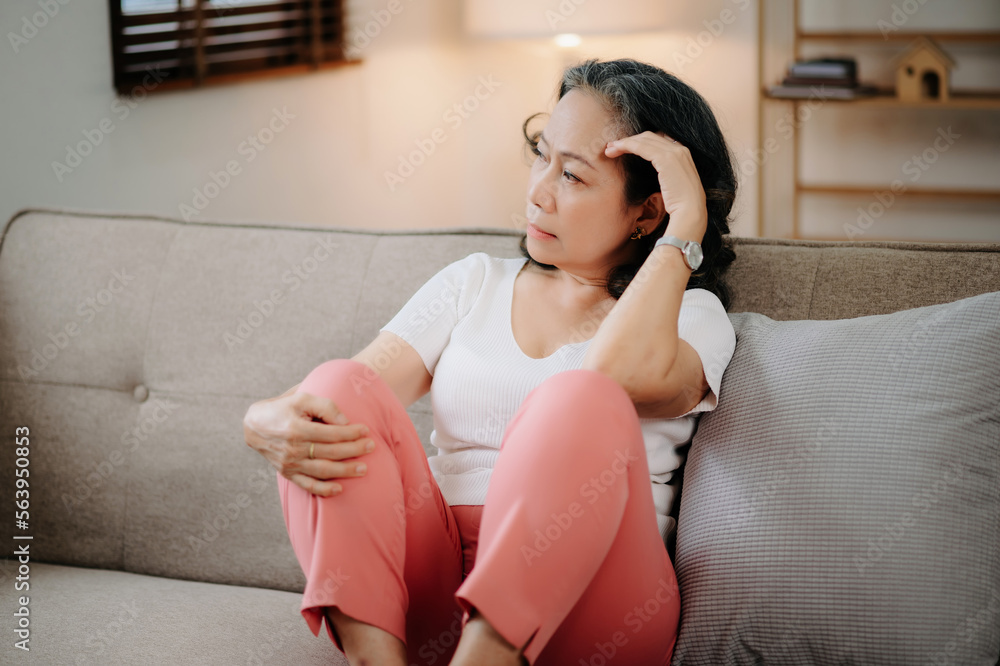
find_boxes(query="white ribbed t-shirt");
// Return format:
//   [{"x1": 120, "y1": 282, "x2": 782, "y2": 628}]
[{"x1": 379, "y1": 251, "x2": 736, "y2": 545}]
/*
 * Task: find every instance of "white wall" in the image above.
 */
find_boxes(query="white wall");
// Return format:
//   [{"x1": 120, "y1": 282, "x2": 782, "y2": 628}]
[{"x1": 0, "y1": 0, "x2": 760, "y2": 236}]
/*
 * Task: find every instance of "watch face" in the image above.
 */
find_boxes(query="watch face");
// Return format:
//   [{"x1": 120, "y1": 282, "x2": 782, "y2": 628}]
[{"x1": 686, "y1": 243, "x2": 704, "y2": 270}]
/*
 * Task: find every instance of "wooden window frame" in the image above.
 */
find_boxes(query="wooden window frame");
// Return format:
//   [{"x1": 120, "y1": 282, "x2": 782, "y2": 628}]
[{"x1": 108, "y1": 0, "x2": 356, "y2": 95}]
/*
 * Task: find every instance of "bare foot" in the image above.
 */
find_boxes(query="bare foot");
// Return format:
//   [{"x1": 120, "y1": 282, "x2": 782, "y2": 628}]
[
  {"x1": 449, "y1": 608, "x2": 527, "y2": 666},
  {"x1": 324, "y1": 606, "x2": 407, "y2": 666}
]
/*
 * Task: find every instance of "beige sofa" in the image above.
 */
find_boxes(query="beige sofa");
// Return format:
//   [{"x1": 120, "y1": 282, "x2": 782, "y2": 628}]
[{"x1": 0, "y1": 208, "x2": 997, "y2": 665}]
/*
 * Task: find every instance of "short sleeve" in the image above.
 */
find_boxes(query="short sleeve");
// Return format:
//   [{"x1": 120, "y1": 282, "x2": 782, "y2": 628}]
[
  {"x1": 677, "y1": 288, "x2": 736, "y2": 415},
  {"x1": 379, "y1": 252, "x2": 488, "y2": 376}
]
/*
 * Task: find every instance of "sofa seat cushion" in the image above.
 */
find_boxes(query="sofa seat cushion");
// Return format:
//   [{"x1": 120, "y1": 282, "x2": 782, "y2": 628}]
[
  {"x1": 672, "y1": 290, "x2": 1000, "y2": 665},
  {"x1": 2, "y1": 561, "x2": 347, "y2": 665}
]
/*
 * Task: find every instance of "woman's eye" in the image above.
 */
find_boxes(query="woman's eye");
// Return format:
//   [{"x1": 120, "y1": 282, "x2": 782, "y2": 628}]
[{"x1": 529, "y1": 145, "x2": 577, "y2": 182}]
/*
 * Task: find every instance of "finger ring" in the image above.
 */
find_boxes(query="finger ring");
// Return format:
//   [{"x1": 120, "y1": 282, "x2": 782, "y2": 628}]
[{"x1": 309, "y1": 442, "x2": 315, "y2": 459}]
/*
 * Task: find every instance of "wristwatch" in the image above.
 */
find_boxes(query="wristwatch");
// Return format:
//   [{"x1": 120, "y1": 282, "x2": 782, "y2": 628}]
[{"x1": 653, "y1": 234, "x2": 703, "y2": 271}]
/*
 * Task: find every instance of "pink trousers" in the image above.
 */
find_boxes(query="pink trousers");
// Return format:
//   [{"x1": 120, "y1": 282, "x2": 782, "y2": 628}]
[{"x1": 277, "y1": 359, "x2": 679, "y2": 665}]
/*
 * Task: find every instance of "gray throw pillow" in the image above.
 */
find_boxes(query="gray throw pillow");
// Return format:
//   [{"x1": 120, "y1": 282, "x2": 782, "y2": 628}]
[{"x1": 671, "y1": 291, "x2": 1000, "y2": 665}]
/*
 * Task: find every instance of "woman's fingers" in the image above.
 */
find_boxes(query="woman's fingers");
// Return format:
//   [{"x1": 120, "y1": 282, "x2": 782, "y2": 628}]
[
  {"x1": 288, "y1": 471, "x2": 342, "y2": 497},
  {"x1": 295, "y1": 418, "x2": 368, "y2": 444},
  {"x1": 604, "y1": 131, "x2": 681, "y2": 160},
  {"x1": 293, "y1": 391, "x2": 356, "y2": 426},
  {"x1": 270, "y1": 393, "x2": 381, "y2": 496},
  {"x1": 308, "y1": 437, "x2": 374, "y2": 464},
  {"x1": 293, "y1": 439, "x2": 371, "y2": 496},
  {"x1": 605, "y1": 130, "x2": 707, "y2": 234},
  {"x1": 283, "y1": 441, "x2": 369, "y2": 496},
  {"x1": 307, "y1": 452, "x2": 370, "y2": 480}
]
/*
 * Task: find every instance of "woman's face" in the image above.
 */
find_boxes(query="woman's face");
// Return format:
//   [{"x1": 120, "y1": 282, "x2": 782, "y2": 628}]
[{"x1": 525, "y1": 89, "x2": 652, "y2": 282}]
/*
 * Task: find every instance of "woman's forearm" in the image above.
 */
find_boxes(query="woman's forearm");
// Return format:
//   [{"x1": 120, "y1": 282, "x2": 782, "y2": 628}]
[{"x1": 581, "y1": 217, "x2": 704, "y2": 404}]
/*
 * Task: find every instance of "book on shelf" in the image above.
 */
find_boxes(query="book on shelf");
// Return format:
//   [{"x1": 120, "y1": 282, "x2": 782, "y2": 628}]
[
  {"x1": 769, "y1": 56, "x2": 877, "y2": 100},
  {"x1": 767, "y1": 84, "x2": 880, "y2": 100},
  {"x1": 788, "y1": 58, "x2": 857, "y2": 80},
  {"x1": 781, "y1": 75, "x2": 857, "y2": 87}
]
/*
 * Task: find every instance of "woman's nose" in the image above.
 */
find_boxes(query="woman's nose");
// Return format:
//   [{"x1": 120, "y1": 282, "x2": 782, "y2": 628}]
[{"x1": 527, "y1": 169, "x2": 555, "y2": 213}]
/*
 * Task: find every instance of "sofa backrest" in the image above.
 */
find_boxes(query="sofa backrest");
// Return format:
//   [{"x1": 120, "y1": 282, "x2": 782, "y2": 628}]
[
  {"x1": 724, "y1": 236, "x2": 1000, "y2": 320},
  {"x1": 2, "y1": 208, "x2": 998, "y2": 592}
]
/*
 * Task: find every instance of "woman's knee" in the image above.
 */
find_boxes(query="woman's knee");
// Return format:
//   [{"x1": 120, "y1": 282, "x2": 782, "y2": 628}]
[
  {"x1": 297, "y1": 359, "x2": 387, "y2": 417},
  {"x1": 502, "y1": 369, "x2": 643, "y2": 466},
  {"x1": 529, "y1": 369, "x2": 635, "y2": 421},
  {"x1": 295, "y1": 359, "x2": 401, "y2": 439},
  {"x1": 299, "y1": 359, "x2": 371, "y2": 396}
]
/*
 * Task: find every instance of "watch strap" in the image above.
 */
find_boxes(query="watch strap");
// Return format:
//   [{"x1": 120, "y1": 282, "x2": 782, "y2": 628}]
[{"x1": 654, "y1": 234, "x2": 697, "y2": 270}]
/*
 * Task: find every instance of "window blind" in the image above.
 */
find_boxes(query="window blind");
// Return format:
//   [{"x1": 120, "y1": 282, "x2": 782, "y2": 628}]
[{"x1": 109, "y1": 0, "x2": 348, "y2": 94}]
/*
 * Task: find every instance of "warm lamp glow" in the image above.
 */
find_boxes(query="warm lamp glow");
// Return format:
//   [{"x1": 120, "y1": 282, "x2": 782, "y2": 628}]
[
  {"x1": 554, "y1": 33, "x2": 583, "y2": 48},
  {"x1": 463, "y1": 0, "x2": 670, "y2": 38}
]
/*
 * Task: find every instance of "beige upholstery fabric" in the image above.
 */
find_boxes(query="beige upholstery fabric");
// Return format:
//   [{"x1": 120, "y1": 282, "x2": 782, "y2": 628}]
[
  {"x1": 726, "y1": 237, "x2": 1000, "y2": 320},
  {"x1": 6, "y1": 561, "x2": 348, "y2": 665}
]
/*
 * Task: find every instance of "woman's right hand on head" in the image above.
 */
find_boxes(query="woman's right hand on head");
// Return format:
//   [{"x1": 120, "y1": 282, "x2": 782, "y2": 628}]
[{"x1": 242, "y1": 393, "x2": 374, "y2": 497}]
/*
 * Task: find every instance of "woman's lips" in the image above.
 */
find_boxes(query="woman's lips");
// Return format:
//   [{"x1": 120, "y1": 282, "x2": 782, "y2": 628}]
[{"x1": 527, "y1": 222, "x2": 556, "y2": 240}]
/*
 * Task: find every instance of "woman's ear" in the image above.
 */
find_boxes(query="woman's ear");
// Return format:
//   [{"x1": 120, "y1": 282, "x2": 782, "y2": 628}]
[{"x1": 636, "y1": 192, "x2": 666, "y2": 230}]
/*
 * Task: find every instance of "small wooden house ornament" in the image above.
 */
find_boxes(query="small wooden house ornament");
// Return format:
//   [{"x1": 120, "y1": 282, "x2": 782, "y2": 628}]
[{"x1": 894, "y1": 36, "x2": 955, "y2": 102}]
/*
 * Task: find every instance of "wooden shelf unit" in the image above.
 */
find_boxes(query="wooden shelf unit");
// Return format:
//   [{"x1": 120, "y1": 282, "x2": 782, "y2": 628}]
[
  {"x1": 763, "y1": 89, "x2": 1000, "y2": 109},
  {"x1": 794, "y1": 31, "x2": 1000, "y2": 44},
  {"x1": 799, "y1": 184, "x2": 1000, "y2": 200},
  {"x1": 757, "y1": 0, "x2": 1000, "y2": 240}
]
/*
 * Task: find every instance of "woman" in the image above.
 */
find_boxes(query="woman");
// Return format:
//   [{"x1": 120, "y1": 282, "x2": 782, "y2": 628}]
[{"x1": 243, "y1": 58, "x2": 738, "y2": 665}]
